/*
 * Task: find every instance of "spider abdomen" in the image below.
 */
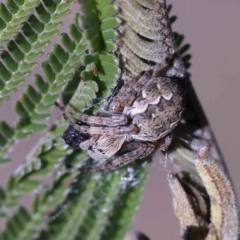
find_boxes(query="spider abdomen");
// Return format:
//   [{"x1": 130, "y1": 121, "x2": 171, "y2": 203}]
[{"x1": 128, "y1": 77, "x2": 185, "y2": 142}]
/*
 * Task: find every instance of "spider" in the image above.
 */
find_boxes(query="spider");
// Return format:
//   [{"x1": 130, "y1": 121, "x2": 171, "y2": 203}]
[{"x1": 55, "y1": 67, "x2": 185, "y2": 172}]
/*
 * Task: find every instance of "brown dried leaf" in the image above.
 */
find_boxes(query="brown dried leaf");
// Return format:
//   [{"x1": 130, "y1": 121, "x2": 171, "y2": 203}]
[{"x1": 195, "y1": 146, "x2": 239, "y2": 240}]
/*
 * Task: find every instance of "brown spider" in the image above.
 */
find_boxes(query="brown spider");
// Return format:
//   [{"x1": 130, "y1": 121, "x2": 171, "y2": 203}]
[{"x1": 55, "y1": 68, "x2": 185, "y2": 172}]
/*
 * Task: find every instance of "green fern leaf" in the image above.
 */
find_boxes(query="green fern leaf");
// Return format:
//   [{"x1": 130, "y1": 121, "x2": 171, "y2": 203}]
[
  {"x1": 0, "y1": 0, "x2": 41, "y2": 49},
  {"x1": 0, "y1": 23, "x2": 87, "y2": 161},
  {"x1": 0, "y1": 0, "x2": 75, "y2": 104},
  {"x1": 36, "y1": 158, "x2": 149, "y2": 240}
]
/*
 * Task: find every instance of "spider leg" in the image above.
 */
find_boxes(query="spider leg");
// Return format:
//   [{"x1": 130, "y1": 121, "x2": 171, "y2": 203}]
[
  {"x1": 55, "y1": 102, "x2": 128, "y2": 126},
  {"x1": 79, "y1": 142, "x2": 155, "y2": 172},
  {"x1": 62, "y1": 113, "x2": 138, "y2": 135}
]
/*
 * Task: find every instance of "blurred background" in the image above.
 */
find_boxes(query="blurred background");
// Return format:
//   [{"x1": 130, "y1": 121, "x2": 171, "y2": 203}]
[{"x1": 0, "y1": 0, "x2": 239, "y2": 239}]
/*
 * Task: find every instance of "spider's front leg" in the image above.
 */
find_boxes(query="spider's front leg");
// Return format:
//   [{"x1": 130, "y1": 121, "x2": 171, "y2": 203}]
[
  {"x1": 61, "y1": 112, "x2": 138, "y2": 135},
  {"x1": 55, "y1": 102, "x2": 139, "y2": 135},
  {"x1": 79, "y1": 142, "x2": 155, "y2": 173},
  {"x1": 55, "y1": 102, "x2": 128, "y2": 126}
]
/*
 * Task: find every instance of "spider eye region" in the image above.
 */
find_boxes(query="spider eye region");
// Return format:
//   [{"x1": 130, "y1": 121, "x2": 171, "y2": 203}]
[{"x1": 63, "y1": 125, "x2": 89, "y2": 149}]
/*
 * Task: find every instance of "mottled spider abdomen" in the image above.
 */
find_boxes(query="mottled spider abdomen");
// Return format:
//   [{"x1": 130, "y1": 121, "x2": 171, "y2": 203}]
[
  {"x1": 115, "y1": 75, "x2": 185, "y2": 142},
  {"x1": 134, "y1": 77, "x2": 184, "y2": 142},
  {"x1": 63, "y1": 125, "x2": 89, "y2": 149}
]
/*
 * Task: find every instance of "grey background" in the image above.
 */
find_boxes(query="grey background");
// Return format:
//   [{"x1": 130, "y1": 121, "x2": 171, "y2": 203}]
[{"x1": 0, "y1": 0, "x2": 240, "y2": 239}]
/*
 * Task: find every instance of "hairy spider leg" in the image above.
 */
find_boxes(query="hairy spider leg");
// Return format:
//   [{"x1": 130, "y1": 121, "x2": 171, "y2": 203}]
[
  {"x1": 62, "y1": 113, "x2": 138, "y2": 135},
  {"x1": 55, "y1": 102, "x2": 129, "y2": 127},
  {"x1": 79, "y1": 142, "x2": 155, "y2": 172}
]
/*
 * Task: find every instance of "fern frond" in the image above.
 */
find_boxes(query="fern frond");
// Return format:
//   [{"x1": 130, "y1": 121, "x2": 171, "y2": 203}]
[
  {"x1": 100, "y1": 168, "x2": 148, "y2": 240},
  {"x1": 78, "y1": 173, "x2": 125, "y2": 240},
  {"x1": 0, "y1": 169, "x2": 78, "y2": 240},
  {"x1": 0, "y1": 0, "x2": 75, "y2": 104},
  {"x1": 0, "y1": 0, "x2": 41, "y2": 50},
  {"x1": 44, "y1": 172, "x2": 99, "y2": 240},
  {"x1": 0, "y1": 22, "x2": 87, "y2": 162},
  {"x1": 117, "y1": 1, "x2": 190, "y2": 79},
  {"x1": 0, "y1": 207, "x2": 31, "y2": 240},
  {"x1": 0, "y1": 75, "x2": 84, "y2": 216},
  {"x1": 1, "y1": 155, "x2": 149, "y2": 240},
  {"x1": 79, "y1": 0, "x2": 120, "y2": 106},
  {"x1": 38, "y1": 159, "x2": 149, "y2": 240},
  {"x1": 80, "y1": 0, "x2": 118, "y2": 53},
  {"x1": 0, "y1": 124, "x2": 80, "y2": 216}
]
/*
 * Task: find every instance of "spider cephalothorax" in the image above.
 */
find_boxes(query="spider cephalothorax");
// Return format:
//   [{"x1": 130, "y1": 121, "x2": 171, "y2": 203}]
[{"x1": 56, "y1": 69, "x2": 185, "y2": 172}]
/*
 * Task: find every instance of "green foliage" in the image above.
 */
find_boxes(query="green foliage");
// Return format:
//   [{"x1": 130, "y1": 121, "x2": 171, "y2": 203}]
[
  {"x1": 0, "y1": 0, "x2": 41, "y2": 49},
  {"x1": 0, "y1": 14, "x2": 87, "y2": 160},
  {"x1": 0, "y1": 0, "x2": 75, "y2": 103},
  {"x1": 38, "y1": 160, "x2": 149, "y2": 240},
  {"x1": 0, "y1": 0, "x2": 151, "y2": 239}
]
